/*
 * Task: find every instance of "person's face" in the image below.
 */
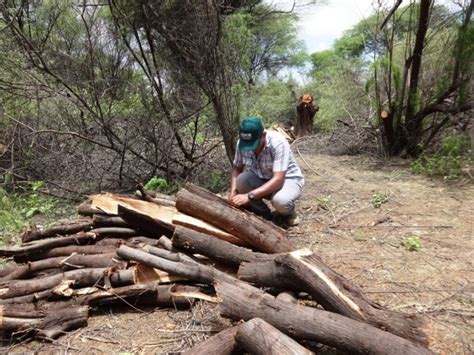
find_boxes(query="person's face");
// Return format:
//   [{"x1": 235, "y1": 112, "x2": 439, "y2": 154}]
[{"x1": 252, "y1": 132, "x2": 266, "y2": 153}]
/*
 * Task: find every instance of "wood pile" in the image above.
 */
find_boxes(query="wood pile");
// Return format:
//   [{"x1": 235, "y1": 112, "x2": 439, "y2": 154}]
[{"x1": 0, "y1": 183, "x2": 435, "y2": 354}]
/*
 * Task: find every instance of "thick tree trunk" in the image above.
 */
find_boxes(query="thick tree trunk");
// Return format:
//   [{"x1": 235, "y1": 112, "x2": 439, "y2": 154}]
[
  {"x1": 182, "y1": 326, "x2": 240, "y2": 355},
  {"x1": 238, "y1": 249, "x2": 428, "y2": 345},
  {"x1": 405, "y1": 0, "x2": 432, "y2": 156},
  {"x1": 176, "y1": 184, "x2": 294, "y2": 253},
  {"x1": 215, "y1": 281, "x2": 433, "y2": 355},
  {"x1": 172, "y1": 226, "x2": 274, "y2": 266},
  {"x1": 21, "y1": 219, "x2": 93, "y2": 243},
  {"x1": 236, "y1": 318, "x2": 314, "y2": 355}
]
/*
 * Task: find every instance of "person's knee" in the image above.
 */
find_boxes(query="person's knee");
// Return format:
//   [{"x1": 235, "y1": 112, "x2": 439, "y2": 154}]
[
  {"x1": 236, "y1": 172, "x2": 253, "y2": 194},
  {"x1": 271, "y1": 194, "x2": 294, "y2": 215}
]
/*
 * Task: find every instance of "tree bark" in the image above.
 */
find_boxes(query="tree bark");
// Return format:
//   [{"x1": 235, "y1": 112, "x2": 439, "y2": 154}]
[
  {"x1": 215, "y1": 281, "x2": 433, "y2": 355},
  {"x1": 0, "y1": 232, "x2": 97, "y2": 258},
  {"x1": 93, "y1": 215, "x2": 130, "y2": 228},
  {"x1": 21, "y1": 219, "x2": 93, "y2": 243},
  {"x1": 236, "y1": 318, "x2": 314, "y2": 355},
  {"x1": 136, "y1": 183, "x2": 176, "y2": 207},
  {"x1": 0, "y1": 304, "x2": 89, "y2": 339},
  {"x1": 0, "y1": 268, "x2": 133, "y2": 300},
  {"x1": 238, "y1": 249, "x2": 428, "y2": 345},
  {"x1": 176, "y1": 184, "x2": 294, "y2": 253},
  {"x1": 0, "y1": 253, "x2": 122, "y2": 282},
  {"x1": 182, "y1": 326, "x2": 240, "y2": 355},
  {"x1": 172, "y1": 225, "x2": 274, "y2": 266},
  {"x1": 405, "y1": 0, "x2": 432, "y2": 156},
  {"x1": 78, "y1": 204, "x2": 107, "y2": 216}
]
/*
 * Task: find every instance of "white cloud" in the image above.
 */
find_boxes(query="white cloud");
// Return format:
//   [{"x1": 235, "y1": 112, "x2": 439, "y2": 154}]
[{"x1": 297, "y1": 0, "x2": 375, "y2": 53}]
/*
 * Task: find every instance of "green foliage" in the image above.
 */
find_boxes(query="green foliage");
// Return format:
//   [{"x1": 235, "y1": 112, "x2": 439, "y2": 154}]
[
  {"x1": 206, "y1": 170, "x2": 226, "y2": 193},
  {"x1": 401, "y1": 235, "x2": 421, "y2": 252},
  {"x1": 411, "y1": 134, "x2": 471, "y2": 180},
  {"x1": 0, "y1": 186, "x2": 61, "y2": 245},
  {"x1": 144, "y1": 177, "x2": 169, "y2": 192},
  {"x1": 241, "y1": 78, "x2": 297, "y2": 125},
  {"x1": 370, "y1": 191, "x2": 391, "y2": 208}
]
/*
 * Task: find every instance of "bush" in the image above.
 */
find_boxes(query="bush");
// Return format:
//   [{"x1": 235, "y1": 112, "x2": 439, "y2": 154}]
[
  {"x1": 0, "y1": 185, "x2": 60, "y2": 245},
  {"x1": 411, "y1": 134, "x2": 471, "y2": 180}
]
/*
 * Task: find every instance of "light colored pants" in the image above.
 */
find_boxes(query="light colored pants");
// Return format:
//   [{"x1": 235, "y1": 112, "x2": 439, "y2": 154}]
[{"x1": 236, "y1": 171, "x2": 304, "y2": 216}]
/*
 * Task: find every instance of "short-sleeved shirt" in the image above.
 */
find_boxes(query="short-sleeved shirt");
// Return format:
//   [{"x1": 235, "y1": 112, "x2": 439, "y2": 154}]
[{"x1": 233, "y1": 131, "x2": 304, "y2": 181}]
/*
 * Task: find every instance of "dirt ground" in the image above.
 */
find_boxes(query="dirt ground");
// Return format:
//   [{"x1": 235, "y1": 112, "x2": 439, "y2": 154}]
[{"x1": 2, "y1": 150, "x2": 473, "y2": 354}]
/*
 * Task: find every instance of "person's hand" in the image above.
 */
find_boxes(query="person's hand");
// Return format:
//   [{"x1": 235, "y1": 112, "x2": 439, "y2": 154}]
[
  {"x1": 230, "y1": 193, "x2": 250, "y2": 207},
  {"x1": 228, "y1": 189, "x2": 238, "y2": 204}
]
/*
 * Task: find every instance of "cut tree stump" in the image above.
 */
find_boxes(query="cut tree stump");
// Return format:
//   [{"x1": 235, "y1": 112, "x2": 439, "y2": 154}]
[
  {"x1": 238, "y1": 248, "x2": 428, "y2": 345},
  {"x1": 215, "y1": 281, "x2": 433, "y2": 355},
  {"x1": 236, "y1": 318, "x2": 314, "y2": 355},
  {"x1": 176, "y1": 184, "x2": 294, "y2": 253}
]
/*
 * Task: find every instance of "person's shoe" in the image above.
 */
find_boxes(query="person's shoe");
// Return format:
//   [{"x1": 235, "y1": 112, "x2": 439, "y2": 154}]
[{"x1": 285, "y1": 211, "x2": 300, "y2": 227}]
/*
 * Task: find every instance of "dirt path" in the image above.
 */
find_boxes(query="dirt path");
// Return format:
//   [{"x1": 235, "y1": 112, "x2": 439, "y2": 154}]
[
  {"x1": 291, "y1": 153, "x2": 473, "y2": 354},
  {"x1": 3, "y1": 153, "x2": 473, "y2": 354}
]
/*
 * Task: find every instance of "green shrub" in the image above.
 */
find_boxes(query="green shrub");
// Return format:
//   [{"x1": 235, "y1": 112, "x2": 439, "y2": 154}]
[
  {"x1": 411, "y1": 134, "x2": 471, "y2": 180},
  {"x1": 0, "y1": 186, "x2": 60, "y2": 245},
  {"x1": 206, "y1": 170, "x2": 226, "y2": 193}
]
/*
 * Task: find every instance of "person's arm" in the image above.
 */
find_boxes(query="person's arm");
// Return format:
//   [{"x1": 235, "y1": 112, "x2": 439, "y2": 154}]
[
  {"x1": 230, "y1": 171, "x2": 285, "y2": 207},
  {"x1": 229, "y1": 164, "x2": 243, "y2": 203}
]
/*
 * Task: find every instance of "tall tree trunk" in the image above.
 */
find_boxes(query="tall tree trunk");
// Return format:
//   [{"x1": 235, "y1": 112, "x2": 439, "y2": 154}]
[{"x1": 405, "y1": 0, "x2": 432, "y2": 156}]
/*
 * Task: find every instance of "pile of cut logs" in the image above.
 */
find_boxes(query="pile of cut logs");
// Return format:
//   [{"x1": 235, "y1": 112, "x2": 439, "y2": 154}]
[{"x1": 0, "y1": 184, "x2": 434, "y2": 354}]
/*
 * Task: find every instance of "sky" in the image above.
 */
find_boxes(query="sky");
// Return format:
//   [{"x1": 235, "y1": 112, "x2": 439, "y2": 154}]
[{"x1": 295, "y1": 0, "x2": 375, "y2": 53}]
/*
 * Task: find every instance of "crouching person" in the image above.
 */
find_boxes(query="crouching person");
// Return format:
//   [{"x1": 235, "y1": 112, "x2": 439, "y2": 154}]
[{"x1": 228, "y1": 116, "x2": 304, "y2": 227}]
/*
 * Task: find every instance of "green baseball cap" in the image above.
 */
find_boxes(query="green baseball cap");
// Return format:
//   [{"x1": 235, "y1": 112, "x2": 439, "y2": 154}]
[{"x1": 239, "y1": 116, "x2": 264, "y2": 151}]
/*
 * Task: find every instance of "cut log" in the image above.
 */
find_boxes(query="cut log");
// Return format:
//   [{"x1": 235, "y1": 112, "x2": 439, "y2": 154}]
[
  {"x1": 158, "y1": 236, "x2": 173, "y2": 250},
  {"x1": 78, "y1": 204, "x2": 107, "y2": 216},
  {"x1": 1, "y1": 304, "x2": 89, "y2": 339},
  {"x1": 92, "y1": 215, "x2": 130, "y2": 228},
  {"x1": 0, "y1": 253, "x2": 122, "y2": 281},
  {"x1": 215, "y1": 281, "x2": 433, "y2": 355},
  {"x1": 0, "y1": 232, "x2": 96, "y2": 258},
  {"x1": 91, "y1": 192, "x2": 243, "y2": 245},
  {"x1": 238, "y1": 249, "x2": 428, "y2": 345},
  {"x1": 0, "y1": 267, "x2": 133, "y2": 300},
  {"x1": 172, "y1": 226, "x2": 274, "y2": 266},
  {"x1": 175, "y1": 184, "x2": 294, "y2": 253},
  {"x1": 182, "y1": 326, "x2": 240, "y2": 355},
  {"x1": 89, "y1": 227, "x2": 139, "y2": 238},
  {"x1": 136, "y1": 183, "x2": 176, "y2": 207},
  {"x1": 21, "y1": 219, "x2": 93, "y2": 243},
  {"x1": 116, "y1": 245, "x2": 235, "y2": 285},
  {"x1": 236, "y1": 318, "x2": 314, "y2": 355},
  {"x1": 76, "y1": 283, "x2": 198, "y2": 309},
  {"x1": 172, "y1": 212, "x2": 246, "y2": 246},
  {"x1": 117, "y1": 204, "x2": 174, "y2": 238},
  {"x1": 143, "y1": 245, "x2": 197, "y2": 264}
]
